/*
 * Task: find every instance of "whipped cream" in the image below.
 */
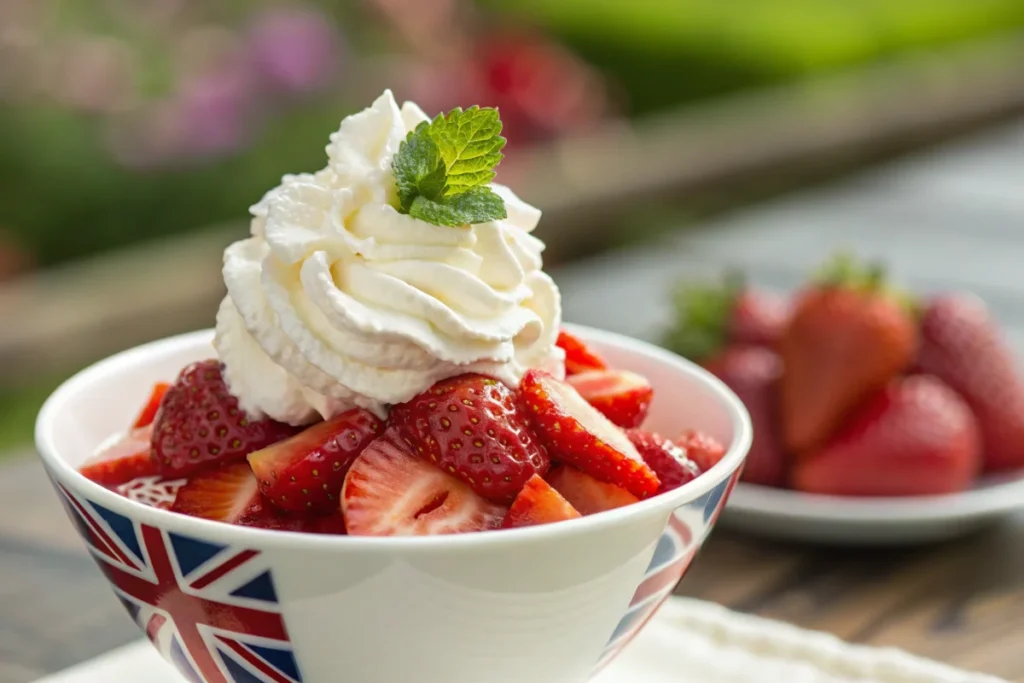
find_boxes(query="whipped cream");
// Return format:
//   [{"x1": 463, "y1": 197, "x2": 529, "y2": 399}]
[{"x1": 214, "y1": 90, "x2": 564, "y2": 424}]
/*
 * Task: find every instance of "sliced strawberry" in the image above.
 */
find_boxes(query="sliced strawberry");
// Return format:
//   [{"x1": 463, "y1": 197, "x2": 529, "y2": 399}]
[
  {"x1": 557, "y1": 329, "x2": 608, "y2": 375},
  {"x1": 676, "y1": 430, "x2": 726, "y2": 472},
  {"x1": 237, "y1": 505, "x2": 348, "y2": 535},
  {"x1": 502, "y1": 474, "x2": 581, "y2": 528},
  {"x1": 132, "y1": 382, "x2": 170, "y2": 429},
  {"x1": 342, "y1": 432, "x2": 507, "y2": 536},
  {"x1": 390, "y1": 373, "x2": 549, "y2": 503},
  {"x1": 152, "y1": 360, "x2": 298, "y2": 477},
  {"x1": 567, "y1": 369, "x2": 653, "y2": 429},
  {"x1": 247, "y1": 408, "x2": 383, "y2": 514},
  {"x1": 627, "y1": 430, "x2": 702, "y2": 493},
  {"x1": 520, "y1": 370, "x2": 660, "y2": 499},
  {"x1": 546, "y1": 465, "x2": 638, "y2": 515},
  {"x1": 170, "y1": 461, "x2": 263, "y2": 523},
  {"x1": 80, "y1": 425, "x2": 160, "y2": 487}
]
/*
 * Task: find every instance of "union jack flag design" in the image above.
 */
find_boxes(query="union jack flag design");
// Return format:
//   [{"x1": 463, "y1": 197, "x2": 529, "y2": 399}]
[{"x1": 55, "y1": 484, "x2": 303, "y2": 683}]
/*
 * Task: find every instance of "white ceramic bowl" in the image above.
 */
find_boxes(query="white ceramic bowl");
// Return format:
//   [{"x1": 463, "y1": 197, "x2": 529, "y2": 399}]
[{"x1": 35, "y1": 325, "x2": 751, "y2": 683}]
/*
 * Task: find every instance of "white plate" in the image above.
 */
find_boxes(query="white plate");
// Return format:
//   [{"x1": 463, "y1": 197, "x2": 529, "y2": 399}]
[{"x1": 721, "y1": 471, "x2": 1024, "y2": 545}]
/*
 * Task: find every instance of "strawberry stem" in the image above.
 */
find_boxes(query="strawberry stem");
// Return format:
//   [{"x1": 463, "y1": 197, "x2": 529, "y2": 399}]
[{"x1": 662, "y1": 272, "x2": 744, "y2": 363}]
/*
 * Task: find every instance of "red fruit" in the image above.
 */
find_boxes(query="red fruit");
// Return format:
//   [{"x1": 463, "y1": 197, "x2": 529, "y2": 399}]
[
  {"x1": 557, "y1": 329, "x2": 608, "y2": 375},
  {"x1": 390, "y1": 373, "x2": 549, "y2": 503},
  {"x1": 916, "y1": 294, "x2": 1024, "y2": 471},
  {"x1": 502, "y1": 474, "x2": 581, "y2": 528},
  {"x1": 237, "y1": 505, "x2": 348, "y2": 535},
  {"x1": 247, "y1": 408, "x2": 383, "y2": 514},
  {"x1": 151, "y1": 360, "x2": 298, "y2": 477},
  {"x1": 675, "y1": 430, "x2": 726, "y2": 473},
  {"x1": 791, "y1": 375, "x2": 981, "y2": 496},
  {"x1": 521, "y1": 370, "x2": 660, "y2": 498},
  {"x1": 703, "y1": 345, "x2": 785, "y2": 486},
  {"x1": 780, "y1": 257, "x2": 917, "y2": 454},
  {"x1": 342, "y1": 432, "x2": 507, "y2": 536},
  {"x1": 627, "y1": 430, "x2": 701, "y2": 493},
  {"x1": 170, "y1": 462, "x2": 263, "y2": 523},
  {"x1": 132, "y1": 382, "x2": 170, "y2": 429},
  {"x1": 567, "y1": 369, "x2": 653, "y2": 429},
  {"x1": 80, "y1": 426, "x2": 160, "y2": 487},
  {"x1": 731, "y1": 289, "x2": 789, "y2": 348},
  {"x1": 546, "y1": 466, "x2": 638, "y2": 515}
]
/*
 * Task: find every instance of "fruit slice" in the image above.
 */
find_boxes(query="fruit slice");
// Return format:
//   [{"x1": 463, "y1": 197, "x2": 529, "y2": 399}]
[
  {"x1": 546, "y1": 465, "x2": 638, "y2": 515},
  {"x1": 390, "y1": 374, "x2": 549, "y2": 503},
  {"x1": 520, "y1": 370, "x2": 659, "y2": 498},
  {"x1": 675, "y1": 430, "x2": 726, "y2": 473},
  {"x1": 557, "y1": 330, "x2": 608, "y2": 375},
  {"x1": 80, "y1": 426, "x2": 160, "y2": 487},
  {"x1": 502, "y1": 474, "x2": 581, "y2": 528},
  {"x1": 567, "y1": 369, "x2": 653, "y2": 429},
  {"x1": 342, "y1": 432, "x2": 507, "y2": 536},
  {"x1": 237, "y1": 506, "x2": 348, "y2": 534},
  {"x1": 170, "y1": 461, "x2": 263, "y2": 523},
  {"x1": 627, "y1": 430, "x2": 701, "y2": 493},
  {"x1": 132, "y1": 382, "x2": 170, "y2": 429},
  {"x1": 247, "y1": 408, "x2": 383, "y2": 514}
]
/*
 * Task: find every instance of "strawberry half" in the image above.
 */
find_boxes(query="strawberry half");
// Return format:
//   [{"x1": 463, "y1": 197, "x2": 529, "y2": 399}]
[
  {"x1": 567, "y1": 369, "x2": 653, "y2": 429},
  {"x1": 170, "y1": 461, "x2": 263, "y2": 523},
  {"x1": 627, "y1": 430, "x2": 701, "y2": 493},
  {"x1": 675, "y1": 430, "x2": 726, "y2": 473},
  {"x1": 390, "y1": 374, "x2": 549, "y2": 503},
  {"x1": 342, "y1": 432, "x2": 507, "y2": 536},
  {"x1": 80, "y1": 425, "x2": 160, "y2": 488},
  {"x1": 151, "y1": 360, "x2": 298, "y2": 477},
  {"x1": 247, "y1": 408, "x2": 383, "y2": 514},
  {"x1": 502, "y1": 474, "x2": 581, "y2": 528},
  {"x1": 546, "y1": 465, "x2": 638, "y2": 515},
  {"x1": 132, "y1": 382, "x2": 170, "y2": 429},
  {"x1": 520, "y1": 370, "x2": 660, "y2": 499},
  {"x1": 557, "y1": 330, "x2": 608, "y2": 375}
]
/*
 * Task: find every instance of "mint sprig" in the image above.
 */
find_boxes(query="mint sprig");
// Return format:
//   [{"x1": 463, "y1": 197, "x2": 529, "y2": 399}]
[{"x1": 391, "y1": 106, "x2": 508, "y2": 227}]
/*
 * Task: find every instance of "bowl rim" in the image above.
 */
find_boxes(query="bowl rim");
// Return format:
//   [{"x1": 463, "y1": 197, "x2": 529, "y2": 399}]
[{"x1": 35, "y1": 323, "x2": 752, "y2": 552}]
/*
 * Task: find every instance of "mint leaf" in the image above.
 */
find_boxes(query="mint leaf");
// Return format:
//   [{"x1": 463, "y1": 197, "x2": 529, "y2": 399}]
[{"x1": 391, "y1": 105, "x2": 507, "y2": 227}]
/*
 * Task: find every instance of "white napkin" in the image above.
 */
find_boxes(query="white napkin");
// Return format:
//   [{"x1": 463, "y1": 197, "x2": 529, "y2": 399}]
[{"x1": 36, "y1": 598, "x2": 1006, "y2": 683}]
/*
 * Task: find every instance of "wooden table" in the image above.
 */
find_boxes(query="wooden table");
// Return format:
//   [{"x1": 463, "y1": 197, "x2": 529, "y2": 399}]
[{"x1": 2, "y1": 119, "x2": 1022, "y2": 682}]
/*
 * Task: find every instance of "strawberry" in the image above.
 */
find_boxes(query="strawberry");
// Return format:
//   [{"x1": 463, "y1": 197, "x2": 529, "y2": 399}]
[
  {"x1": 557, "y1": 329, "x2": 608, "y2": 375},
  {"x1": 132, "y1": 382, "x2": 170, "y2": 429},
  {"x1": 520, "y1": 370, "x2": 660, "y2": 498},
  {"x1": 170, "y1": 461, "x2": 263, "y2": 523},
  {"x1": 237, "y1": 504, "x2": 348, "y2": 534},
  {"x1": 703, "y1": 345, "x2": 785, "y2": 486},
  {"x1": 151, "y1": 360, "x2": 298, "y2": 477},
  {"x1": 389, "y1": 373, "x2": 549, "y2": 503},
  {"x1": 247, "y1": 408, "x2": 383, "y2": 514},
  {"x1": 546, "y1": 465, "x2": 638, "y2": 515},
  {"x1": 780, "y1": 256, "x2": 917, "y2": 454},
  {"x1": 792, "y1": 375, "x2": 981, "y2": 496},
  {"x1": 80, "y1": 425, "x2": 161, "y2": 487},
  {"x1": 566, "y1": 369, "x2": 653, "y2": 429},
  {"x1": 915, "y1": 294, "x2": 1024, "y2": 471},
  {"x1": 675, "y1": 430, "x2": 726, "y2": 473},
  {"x1": 627, "y1": 430, "x2": 701, "y2": 493},
  {"x1": 342, "y1": 432, "x2": 507, "y2": 536},
  {"x1": 502, "y1": 474, "x2": 581, "y2": 528}
]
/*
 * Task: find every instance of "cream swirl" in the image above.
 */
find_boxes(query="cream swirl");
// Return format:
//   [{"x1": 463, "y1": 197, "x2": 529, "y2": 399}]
[{"x1": 214, "y1": 90, "x2": 563, "y2": 424}]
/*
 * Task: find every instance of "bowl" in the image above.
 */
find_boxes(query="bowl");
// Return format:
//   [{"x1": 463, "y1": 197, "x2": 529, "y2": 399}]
[{"x1": 35, "y1": 324, "x2": 752, "y2": 683}]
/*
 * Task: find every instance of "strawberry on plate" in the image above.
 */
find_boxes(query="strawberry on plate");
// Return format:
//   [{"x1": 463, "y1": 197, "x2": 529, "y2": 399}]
[
  {"x1": 502, "y1": 474, "x2": 581, "y2": 528},
  {"x1": 342, "y1": 431, "x2": 507, "y2": 536},
  {"x1": 791, "y1": 375, "x2": 981, "y2": 497},
  {"x1": 132, "y1": 382, "x2": 170, "y2": 429},
  {"x1": 390, "y1": 373, "x2": 549, "y2": 503},
  {"x1": 520, "y1": 370, "x2": 660, "y2": 499},
  {"x1": 566, "y1": 369, "x2": 653, "y2": 429},
  {"x1": 915, "y1": 293, "x2": 1024, "y2": 472},
  {"x1": 546, "y1": 465, "x2": 638, "y2": 515},
  {"x1": 557, "y1": 329, "x2": 608, "y2": 375},
  {"x1": 171, "y1": 461, "x2": 263, "y2": 523},
  {"x1": 248, "y1": 408, "x2": 383, "y2": 514},
  {"x1": 627, "y1": 430, "x2": 701, "y2": 494},
  {"x1": 675, "y1": 430, "x2": 726, "y2": 473},
  {"x1": 151, "y1": 360, "x2": 298, "y2": 477},
  {"x1": 80, "y1": 425, "x2": 160, "y2": 488}
]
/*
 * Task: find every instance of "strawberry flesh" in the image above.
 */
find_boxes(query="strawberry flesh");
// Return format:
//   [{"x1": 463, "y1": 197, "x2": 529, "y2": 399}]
[
  {"x1": 80, "y1": 425, "x2": 161, "y2": 487},
  {"x1": 502, "y1": 474, "x2": 581, "y2": 528},
  {"x1": 247, "y1": 408, "x2": 383, "y2": 514},
  {"x1": 627, "y1": 429, "x2": 701, "y2": 493},
  {"x1": 546, "y1": 465, "x2": 638, "y2": 515},
  {"x1": 567, "y1": 369, "x2": 653, "y2": 429},
  {"x1": 675, "y1": 430, "x2": 726, "y2": 473},
  {"x1": 520, "y1": 370, "x2": 660, "y2": 498},
  {"x1": 557, "y1": 330, "x2": 608, "y2": 375},
  {"x1": 132, "y1": 382, "x2": 170, "y2": 429},
  {"x1": 170, "y1": 461, "x2": 264, "y2": 523}
]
